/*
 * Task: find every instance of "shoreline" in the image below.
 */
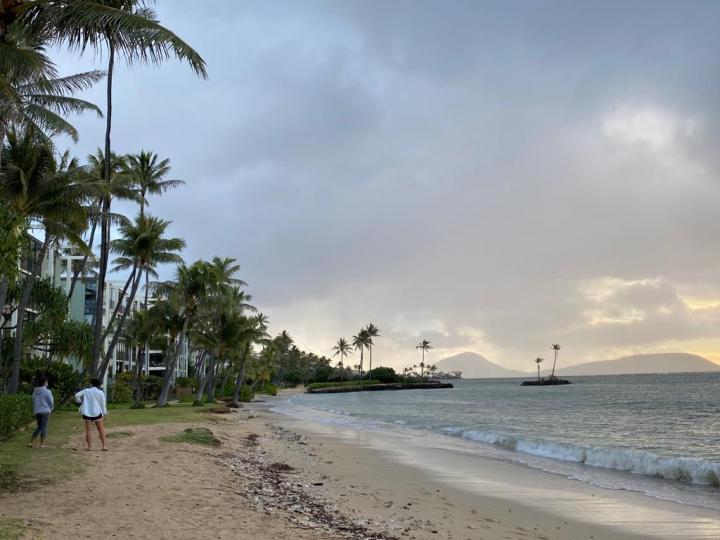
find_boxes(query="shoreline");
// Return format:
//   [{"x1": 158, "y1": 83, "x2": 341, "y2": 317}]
[{"x1": 259, "y1": 393, "x2": 720, "y2": 539}]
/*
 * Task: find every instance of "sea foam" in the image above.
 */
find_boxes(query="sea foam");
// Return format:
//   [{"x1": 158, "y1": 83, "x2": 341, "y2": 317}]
[{"x1": 441, "y1": 427, "x2": 720, "y2": 487}]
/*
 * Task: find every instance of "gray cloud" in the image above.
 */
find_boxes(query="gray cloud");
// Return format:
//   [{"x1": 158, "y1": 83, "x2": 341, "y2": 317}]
[{"x1": 55, "y1": 0, "x2": 720, "y2": 369}]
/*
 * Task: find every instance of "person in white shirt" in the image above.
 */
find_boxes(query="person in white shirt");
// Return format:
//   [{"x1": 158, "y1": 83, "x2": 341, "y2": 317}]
[{"x1": 74, "y1": 378, "x2": 109, "y2": 451}]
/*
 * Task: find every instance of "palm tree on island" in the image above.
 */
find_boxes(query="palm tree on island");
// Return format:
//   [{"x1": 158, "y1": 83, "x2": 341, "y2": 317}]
[
  {"x1": 415, "y1": 339, "x2": 433, "y2": 377},
  {"x1": 550, "y1": 344, "x2": 561, "y2": 379},
  {"x1": 365, "y1": 323, "x2": 381, "y2": 378},
  {"x1": 352, "y1": 329, "x2": 371, "y2": 377},
  {"x1": 331, "y1": 338, "x2": 352, "y2": 382},
  {"x1": 535, "y1": 357, "x2": 543, "y2": 383}
]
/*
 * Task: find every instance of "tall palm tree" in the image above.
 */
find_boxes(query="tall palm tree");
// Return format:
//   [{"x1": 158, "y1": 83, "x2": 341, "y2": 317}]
[
  {"x1": 331, "y1": 337, "x2": 352, "y2": 382},
  {"x1": 98, "y1": 213, "x2": 185, "y2": 379},
  {"x1": 122, "y1": 150, "x2": 183, "y2": 218},
  {"x1": 550, "y1": 344, "x2": 561, "y2": 379},
  {"x1": 23, "y1": 0, "x2": 207, "y2": 377},
  {"x1": 364, "y1": 323, "x2": 380, "y2": 379},
  {"x1": 352, "y1": 329, "x2": 371, "y2": 378},
  {"x1": 415, "y1": 339, "x2": 433, "y2": 377},
  {"x1": 535, "y1": 356, "x2": 543, "y2": 383}
]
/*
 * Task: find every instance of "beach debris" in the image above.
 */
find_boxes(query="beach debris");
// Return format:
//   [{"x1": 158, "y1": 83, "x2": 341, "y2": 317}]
[{"x1": 218, "y1": 439, "x2": 397, "y2": 539}]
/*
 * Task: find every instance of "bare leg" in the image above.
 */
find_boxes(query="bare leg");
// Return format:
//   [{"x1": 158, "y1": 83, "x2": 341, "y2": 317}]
[
  {"x1": 95, "y1": 419, "x2": 108, "y2": 450},
  {"x1": 84, "y1": 420, "x2": 93, "y2": 450}
]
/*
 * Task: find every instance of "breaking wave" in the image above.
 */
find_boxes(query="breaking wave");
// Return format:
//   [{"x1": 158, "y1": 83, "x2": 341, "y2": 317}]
[{"x1": 441, "y1": 427, "x2": 720, "y2": 487}]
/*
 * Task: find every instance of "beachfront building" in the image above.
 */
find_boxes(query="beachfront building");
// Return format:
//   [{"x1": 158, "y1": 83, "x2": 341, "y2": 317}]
[{"x1": 58, "y1": 254, "x2": 192, "y2": 389}]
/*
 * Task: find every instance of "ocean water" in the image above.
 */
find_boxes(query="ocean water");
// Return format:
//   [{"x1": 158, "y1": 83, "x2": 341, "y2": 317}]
[{"x1": 274, "y1": 373, "x2": 720, "y2": 510}]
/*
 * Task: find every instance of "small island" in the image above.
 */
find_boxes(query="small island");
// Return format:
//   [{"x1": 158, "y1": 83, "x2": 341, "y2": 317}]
[{"x1": 522, "y1": 344, "x2": 572, "y2": 386}]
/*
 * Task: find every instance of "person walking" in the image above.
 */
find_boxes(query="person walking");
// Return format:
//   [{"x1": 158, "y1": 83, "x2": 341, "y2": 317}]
[
  {"x1": 28, "y1": 374, "x2": 53, "y2": 448},
  {"x1": 74, "y1": 378, "x2": 109, "y2": 451}
]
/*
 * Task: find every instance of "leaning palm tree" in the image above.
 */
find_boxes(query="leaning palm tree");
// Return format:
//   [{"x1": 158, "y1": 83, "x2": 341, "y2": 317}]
[
  {"x1": 535, "y1": 357, "x2": 543, "y2": 383},
  {"x1": 364, "y1": 323, "x2": 380, "y2": 379},
  {"x1": 550, "y1": 344, "x2": 561, "y2": 379},
  {"x1": 22, "y1": 0, "x2": 207, "y2": 376},
  {"x1": 331, "y1": 337, "x2": 352, "y2": 382},
  {"x1": 415, "y1": 339, "x2": 433, "y2": 377},
  {"x1": 351, "y1": 329, "x2": 371, "y2": 378},
  {"x1": 98, "y1": 213, "x2": 185, "y2": 379}
]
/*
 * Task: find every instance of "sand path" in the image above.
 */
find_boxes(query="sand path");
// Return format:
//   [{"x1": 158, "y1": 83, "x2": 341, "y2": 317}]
[{"x1": 1, "y1": 415, "x2": 336, "y2": 539}]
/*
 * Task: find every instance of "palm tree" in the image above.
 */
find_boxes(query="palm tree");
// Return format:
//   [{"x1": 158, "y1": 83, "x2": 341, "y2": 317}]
[
  {"x1": 23, "y1": 0, "x2": 207, "y2": 377},
  {"x1": 352, "y1": 329, "x2": 371, "y2": 378},
  {"x1": 535, "y1": 357, "x2": 543, "y2": 383},
  {"x1": 98, "y1": 213, "x2": 185, "y2": 379},
  {"x1": 155, "y1": 260, "x2": 213, "y2": 406},
  {"x1": 415, "y1": 339, "x2": 433, "y2": 377},
  {"x1": 122, "y1": 150, "x2": 183, "y2": 218},
  {"x1": 331, "y1": 337, "x2": 352, "y2": 382},
  {"x1": 550, "y1": 344, "x2": 561, "y2": 379},
  {"x1": 0, "y1": 17, "x2": 104, "y2": 148},
  {"x1": 1, "y1": 129, "x2": 96, "y2": 393},
  {"x1": 122, "y1": 309, "x2": 153, "y2": 407},
  {"x1": 364, "y1": 323, "x2": 380, "y2": 379}
]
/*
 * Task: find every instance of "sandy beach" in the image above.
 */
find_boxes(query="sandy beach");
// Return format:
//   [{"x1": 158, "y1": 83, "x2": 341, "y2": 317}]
[{"x1": 2, "y1": 393, "x2": 718, "y2": 540}]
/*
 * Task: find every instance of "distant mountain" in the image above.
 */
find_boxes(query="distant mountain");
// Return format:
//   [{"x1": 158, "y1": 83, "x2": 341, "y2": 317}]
[
  {"x1": 436, "y1": 352, "x2": 526, "y2": 378},
  {"x1": 556, "y1": 353, "x2": 720, "y2": 376}
]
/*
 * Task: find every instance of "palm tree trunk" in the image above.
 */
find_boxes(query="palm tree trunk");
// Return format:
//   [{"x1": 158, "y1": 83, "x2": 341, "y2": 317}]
[
  {"x1": 132, "y1": 344, "x2": 144, "y2": 406},
  {"x1": 231, "y1": 344, "x2": 251, "y2": 406},
  {"x1": 217, "y1": 362, "x2": 231, "y2": 398},
  {"x1": 0, "y1": 275, "x2": 8, "y2": 328},
  {"x1": 367, "y1": 346, "x2": 372, "y2": 379},
  {"x1": 551, "y1": 350, "x2": 558, "y2": 379},
  {"x1": 193, "y1": 351, "x2": 210, "y2": 404},
  {"x1": 359, "y1": 348, "x2": 364, "y2": 377},
  {"x1": 98, "y1": 269, "x2": 142, "y2": 378},
  {"x1": 90, "y1": 43, "x2": 115, "y2": 378},
  {"x1": 157, "y1": 317, "x2": 188, "y2": 406},
  {"x1": 537, "y1": 364, "x2": 540, "y2": 382},
  {"x1": 205, "y1": 353, "x2": 217, "y2": 403},
  {"x1": 67, "y1": 209, "x2": 99, "y2": 302},
  {"x1": 7, "y1": 237, "x2": 51, "y2": 394},
  {"x1": 101, "y1": 266, "x2": 136, "y2": 341}
]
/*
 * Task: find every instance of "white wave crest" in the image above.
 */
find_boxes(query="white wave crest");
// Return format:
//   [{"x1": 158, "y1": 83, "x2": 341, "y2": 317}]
[{"x1": 441, "y1": 427, "x2": 720, "y2": 487}]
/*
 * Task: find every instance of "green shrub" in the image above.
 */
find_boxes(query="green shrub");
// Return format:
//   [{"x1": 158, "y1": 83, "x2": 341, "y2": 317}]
[
  {"x1": 282, "y1": 371, "x2": 302, "y2": 387},
  {"x1": 110, "y1": 372, "x2": 133, "y2": 403},
  {"x1": 367, "y1": 367, "x2": 398, "y2": 383},
  {"x1": 19, "y1": 359, "x2": 83, "y2": 403},
  {"x1": 306, "y1": 380, "x2": 382, "y2": 390},
  {"x1": 0, "y1": 395, "x2": 33, "y2": 437},
  {"x1": 239, "y1": 385, "x2": 254, "y2": 402},
  {"x1": 256, "y1": 382, "x2": 277, "y2": 396},
  {"x1": 174, "y1": 376, "x2": 197, "y2": 390}
]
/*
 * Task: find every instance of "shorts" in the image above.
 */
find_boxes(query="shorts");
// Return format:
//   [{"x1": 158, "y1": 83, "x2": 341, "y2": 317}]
[{"x1": 82, "y1": 414, "x2": 103, "y2": 422}]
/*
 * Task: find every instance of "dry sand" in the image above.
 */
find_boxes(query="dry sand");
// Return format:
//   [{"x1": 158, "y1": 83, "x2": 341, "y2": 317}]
[{"x1": 1, "y1": 398, "x2": 713, "y2": 539}]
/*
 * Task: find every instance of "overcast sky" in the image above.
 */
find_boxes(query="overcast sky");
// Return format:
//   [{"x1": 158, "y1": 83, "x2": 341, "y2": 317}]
[{"x1": 55, "y1": 0, "x2": 720, "y2": 371}]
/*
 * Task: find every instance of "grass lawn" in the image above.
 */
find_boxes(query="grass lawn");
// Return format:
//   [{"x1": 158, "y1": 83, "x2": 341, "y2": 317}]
[
  {"x1": 160, "y1": 427, "x2": 220, "y2": 446},
  {"x1": 0, "y1": 402, "x2": 225, "y2": 494}
]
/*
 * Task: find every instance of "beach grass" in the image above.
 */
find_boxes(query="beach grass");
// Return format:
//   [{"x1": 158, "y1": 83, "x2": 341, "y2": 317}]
[
  {"x1": 0, "y1": 402, "x2": 225, "y2": 494},
  {"x1": 0, "y1": 518, "x2": 28, "y2": 539},
  {"x1": 160, "y1": 427, "x2": 220, "y2": 446}
]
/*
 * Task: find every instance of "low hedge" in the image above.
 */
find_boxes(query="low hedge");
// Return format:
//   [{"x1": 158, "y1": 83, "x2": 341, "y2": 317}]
[
  {"x1": 306, "y1": 380, "x2": 381, "y2": 390},
  {"x1": 0, "y1": 395, "x2": 33, "y2": 438}
]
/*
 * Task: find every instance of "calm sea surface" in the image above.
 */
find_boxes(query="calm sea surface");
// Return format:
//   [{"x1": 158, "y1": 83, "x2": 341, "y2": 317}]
[{"x1": 275, "y1": 373, "x2": 720, "y2": 509}]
